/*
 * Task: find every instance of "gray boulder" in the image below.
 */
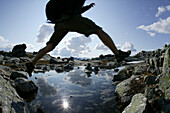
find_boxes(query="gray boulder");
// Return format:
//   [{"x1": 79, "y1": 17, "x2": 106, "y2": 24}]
[
  {"x1": 10, "y1": 71, "x2": 28, "y2": 80},
  {"x1": 115, "y1": 75, "x2": 141, "y2": 103},
  {"x1": 117, "y1": 65, "x2": 135, "y2": 77},
  {"x1": 49, "y1": 57, "x2": 58, "y2": 64},
  {"x1": 12, "y1": 44, "x2": 27, "y2": 57},
  {"x1": 134, "y1": 64, "x2": 147, "y2": 75},
  {"x1": 0, "y1": 71, "x2": 27, "y2": 113},
  {"x1": 63, "y1": 64, "x2": 74, "y2": 71},
  {"x1": 0, "y1": 55, "x2": 4, "y2": 62},
  {"x1": 122, "y1": 93, "x2": 148, "y2": 113},
  {"x1": 159, "y1": 48, "x2": 170, "y2": 101},
  {"x1": 159, "y1": 56, "x2": 164, "y2": 67},
  {"x1": 15, "y1": 78, "x2": 38, "y2": 101},
  {"x1": 113, "y1": 74, "x2": 127, "y2": 82},
  {"x1": 0, "y1": 65, "x2": 12, "y2": 77}
]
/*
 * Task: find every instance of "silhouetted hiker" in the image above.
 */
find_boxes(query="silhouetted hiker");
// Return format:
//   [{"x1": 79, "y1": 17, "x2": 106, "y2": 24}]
[{"x1": 26, "y1": 0, "x2": 131, "y2": 77}]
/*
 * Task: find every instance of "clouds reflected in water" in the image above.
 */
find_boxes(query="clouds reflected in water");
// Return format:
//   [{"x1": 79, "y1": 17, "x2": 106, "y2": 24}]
[
  {"x1": 65, "y1": 70, "x2": 92, "y2": 87},
  {"x1": 37, "y1": 77, "x2": 57, "y2": 97}
]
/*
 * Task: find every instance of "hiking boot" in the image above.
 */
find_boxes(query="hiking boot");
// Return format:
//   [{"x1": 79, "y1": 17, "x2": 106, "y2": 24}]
[
  {"x1": 115, "y1": 50, "x2": 131, "y2": 62},
  {"x1": 26, "y1": 62, "x2": 35, "y2": 77}
]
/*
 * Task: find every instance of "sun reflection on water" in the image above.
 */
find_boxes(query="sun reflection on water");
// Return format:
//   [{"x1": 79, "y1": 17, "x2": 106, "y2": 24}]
[{"x1": 62, "y1": 100, "x2": 69, "y2": 109}]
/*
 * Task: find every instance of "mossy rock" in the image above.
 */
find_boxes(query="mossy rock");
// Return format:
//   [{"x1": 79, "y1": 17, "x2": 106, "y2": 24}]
[{"x1": 159, "y1": 48, "x2": 170, "y2": 101}]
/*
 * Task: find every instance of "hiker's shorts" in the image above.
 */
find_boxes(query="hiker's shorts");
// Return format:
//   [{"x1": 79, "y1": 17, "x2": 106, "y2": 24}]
[{"x1": 46, "y1": 15, "x2": 102, "y2": 46}]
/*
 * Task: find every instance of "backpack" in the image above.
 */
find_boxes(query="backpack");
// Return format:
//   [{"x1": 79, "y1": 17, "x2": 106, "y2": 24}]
[{"x1": 45, "y1": 0, "x2": 62, "y2": 23}]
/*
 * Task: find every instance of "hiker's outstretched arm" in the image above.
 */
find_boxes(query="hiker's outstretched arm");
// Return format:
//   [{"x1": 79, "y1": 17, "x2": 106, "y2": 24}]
[{"x1": 80, "y1": 3, "x2": 95, "y2": 14}]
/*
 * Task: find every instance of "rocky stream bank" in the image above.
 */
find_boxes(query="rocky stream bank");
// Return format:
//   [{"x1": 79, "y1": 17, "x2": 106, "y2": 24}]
[{"x1": 0, "y1": 43, "x2": 169, "y2": 113}]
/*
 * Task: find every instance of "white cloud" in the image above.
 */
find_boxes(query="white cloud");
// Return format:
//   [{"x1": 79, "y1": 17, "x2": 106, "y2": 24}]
[
  {"x1": 52, "y1": 35, "x2": 92, "y2": 57},
  {"x1": 26, "y1": 44, "x2": 36, "y2": 51},
  {"x1": 155, "y1": 5, "x2": 170, "y2": 17},
  {"x1": 94, "y1": 42, "x2": 136, "y2": 54},
  {"x1": 119, "y1": 42, "x2": 136, "y2": 52},
  {"x1": 137, "y1": 16, "x2": 170, "y2": 35},
  {"x1": 147, "y1": 32, "x2": 156, "y2": 37},
  {"x1": 0, "y1": 36, "x2": 8, "y2": 43},
  {"x1": 116, "y1": 44, "x2": 122, "y2": 49},
  {"x1": 0, "y1": 36, "x2": 13, "y2": 51},
  {"x1": 166, "y1": 5, "x2": 170, "y2": 11},
  {"x1": 94, "y1": 43, "x2": 109, "y2": 51},
  {"x1": 0, "y1": 36, "x2": 36, "y2": 52},
  {"x1": 64, "y1": 35, "x2": 92, "y2": 55},
  {"x1": 36, "y1": 24, "x2": 54, "y2": 43},
  {"x1": 55, "y1": 47, "x2": 73, "y2": 57},
  {"x1": 155, "y1": 6, "x2": 166, "y2": 17},
  {"x1": 115, "y1": 42, "x2": 137, "y2": 52}
]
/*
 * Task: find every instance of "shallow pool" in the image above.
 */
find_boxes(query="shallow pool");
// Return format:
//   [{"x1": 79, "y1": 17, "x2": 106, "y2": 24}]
[{"x1": 27, "y1": 66, "x2": 121, "y2": 113}]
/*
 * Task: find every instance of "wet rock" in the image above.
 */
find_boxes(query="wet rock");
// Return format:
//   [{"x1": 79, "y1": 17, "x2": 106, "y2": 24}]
[
  {"x1": 12, "y1": 43, "x2": 26, "y2": 57},
  {"x1": 10, "y1": 71, "x2": 28, "y2": 80},
  {"x1": 94, "y1": 66, "x2": 99, "y2": 72},
  {"x1": 49, "y1": 57, "x2": 58, "y2": 64},
  {"x1": 55, "y1": 66, "x2": 64, "y2": 73},
  {"x1": 43, "y1": 65, "x2": 50, "y2": 72},
  {"x1": 159, "y1": 48, "x2": 170, "y2": 101},
  {"x1": 63, "y1": 64, "x2": 74, "y2": 71},
  {"x1": 50, "y1": 65, "x2": 56, "y2": 70},
  {"x1": 85, "y1": 63, "x2": 93, "y2": 71},
  {"x1": 122, "y1": 93, "x2": 148, "y2": 113},
  {"x1": 35, "y1": 65, "x2": 50, "y2": 72},
  {"x1": 84, "y1": 63, "x2": 93, "y2": 75},
  {"x1": 84, "y1": 69, "x2": 92, "y2": 77},
  {"x1": 114, "y1": 68, "x2": 119, "y2": 72},
  {"x1": 15, "y1": 78, "x2": 38, "y2": 101}
]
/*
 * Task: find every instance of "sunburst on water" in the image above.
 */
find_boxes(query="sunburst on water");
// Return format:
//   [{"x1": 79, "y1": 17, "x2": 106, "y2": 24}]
[{"x1": 63, "y1": 100, "x2": 69, "y2": 109}]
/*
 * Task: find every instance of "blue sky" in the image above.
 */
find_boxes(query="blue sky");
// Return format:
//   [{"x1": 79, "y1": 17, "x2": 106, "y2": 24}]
[{"x1": 0, "y1": 0, "x2": 170, "y2": 58}]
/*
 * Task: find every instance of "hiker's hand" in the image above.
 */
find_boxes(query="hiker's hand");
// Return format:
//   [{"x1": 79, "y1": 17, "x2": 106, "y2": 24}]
[{"x1": 90, "y1": 3, "x2": 95, "y2": 7}]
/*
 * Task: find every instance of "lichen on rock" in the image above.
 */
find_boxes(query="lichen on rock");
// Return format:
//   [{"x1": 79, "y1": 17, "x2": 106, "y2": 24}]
[{"x1": 159, "y1": 48, "x2": 170, "y2": 101}]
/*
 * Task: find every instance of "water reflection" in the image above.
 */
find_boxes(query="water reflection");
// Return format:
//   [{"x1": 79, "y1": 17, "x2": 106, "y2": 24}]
[
  {"x1": 97, "y1": 70, "x2": 115, "y2": 81},
  {"x1": 27, "y1": 66, "x2": 122, "y2": 113},
  {"x1": 62, "y1": 99, "x2": 69, "y2": 109},
  {"x1": 64, "y1": 70, "x2": 92, "y2": 87},
  {"x1": 36, "y1": 77, "x2": 57, "y2": 96}
]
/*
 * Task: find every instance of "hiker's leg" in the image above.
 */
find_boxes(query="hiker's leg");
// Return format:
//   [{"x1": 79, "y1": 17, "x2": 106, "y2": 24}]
[
  {"x1": 31, "y1": 30, "x2": 68, "y2": 65},
  {"x1": 95, "y1": 29, "x2": 119, "y2": 55},
  {"x1": 31, "y1": 44, "x2": 55, "y2": 65}
]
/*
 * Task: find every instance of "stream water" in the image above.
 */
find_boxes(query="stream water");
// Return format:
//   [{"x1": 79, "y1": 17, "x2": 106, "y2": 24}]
[{"x1": 27, "y1": 66, "x2": 125, "y2": 113}]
